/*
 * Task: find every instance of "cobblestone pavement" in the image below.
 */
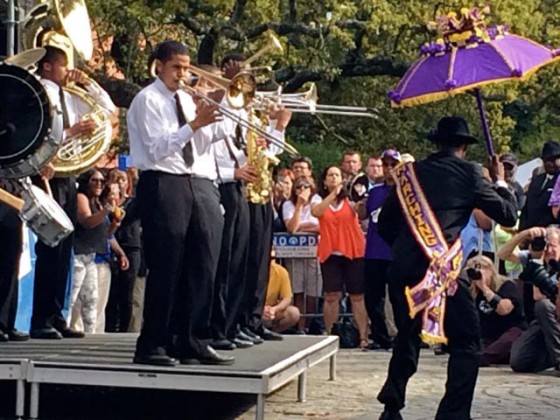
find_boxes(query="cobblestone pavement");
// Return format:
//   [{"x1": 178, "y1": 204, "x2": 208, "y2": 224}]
[{"x1": 240, "y1": 349, "x2": 560, "y2": 420}]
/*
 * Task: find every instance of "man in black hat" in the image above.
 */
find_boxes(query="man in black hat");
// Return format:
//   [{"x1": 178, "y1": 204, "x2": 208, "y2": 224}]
[
  {"x1": 519, "y1": 140, "x2": 560, "y2": 231},
  {"x1": 500, "y1": 152, "x2": 525, "y2": 209},
  {"x1": 375, "y1": 116, "x2": 518, "y2": 420}
]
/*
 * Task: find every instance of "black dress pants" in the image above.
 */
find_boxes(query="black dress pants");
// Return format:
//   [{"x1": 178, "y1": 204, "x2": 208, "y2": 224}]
[
  {"x1": 136, "y1": 173, "x2": 223, "y2": 357},
  {"x1": 31, "y1": 177, "x2": 76, "y2": 331},
  {"x1": 377, "y1": 277, "x2": 481, "y2": 420},
  {"x1": 364, "y1": 259, "x2": 398, "y2": 347},
  {"x1": 240, "y1": 201, "x2": 273, "y2": 332},
  {"x1": 0, "y1": 204, "x2": 23, "y2": 333},
  {"x1": 176, "y1": 178, "x2": 223, "y2": 355},
  {"x1": 105, "y1": 247, "x2": 141, "y2": 332},
  {"x1": 210, "y1": 182, "x2": 250, "y2": 340}
]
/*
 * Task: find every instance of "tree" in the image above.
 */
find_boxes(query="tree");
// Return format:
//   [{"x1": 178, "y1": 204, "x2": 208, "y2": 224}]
[{"x1": 87, "y1": 0, "x2": 560, "y2": 165}]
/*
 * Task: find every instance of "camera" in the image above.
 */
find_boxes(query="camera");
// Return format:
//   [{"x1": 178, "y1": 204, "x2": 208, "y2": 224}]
[
  {"x1": 519, "y1": 257, "x2": 558, "y2": 301},
  {"x1": 530, "y1": 236, "x2": 547, "y2": 252},
  {"x1": 466, "y1": 263, "x2": 483, "y2": 281}
]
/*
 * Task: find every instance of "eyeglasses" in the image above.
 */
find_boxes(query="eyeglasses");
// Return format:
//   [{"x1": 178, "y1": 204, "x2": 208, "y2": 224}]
[
  {"x1": 295, "y1": 184, "x2": 311, "y2": 190},
  {"x1": 90, "y1": 178, "x2": 105, "y2": 183}
]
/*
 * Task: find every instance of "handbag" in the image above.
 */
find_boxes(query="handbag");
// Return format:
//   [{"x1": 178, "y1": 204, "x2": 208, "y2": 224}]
[{"x1": 331, "y1": 318, "x2": 359, "y2": 348}]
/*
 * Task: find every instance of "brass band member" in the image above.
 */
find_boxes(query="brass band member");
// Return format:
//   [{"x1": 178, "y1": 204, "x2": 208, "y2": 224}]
[
  {"x1": 0, "y1": 179, "x2": 27, "y2": 342},
  {"x1": 213, "y1": 55, "x2": 292, "y2": 344},
  {"x1": 128, "y1": 40, "x2": 232, "y2": 366},
  {"x1": 30, "y1": 45, "x2": 116, "y2": 339}
]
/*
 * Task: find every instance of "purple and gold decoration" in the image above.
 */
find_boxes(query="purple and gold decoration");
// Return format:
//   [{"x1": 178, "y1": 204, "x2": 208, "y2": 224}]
[
  {"x1": 388, "y1": 6, "x2": 560, "y2": 156},
  {"x1": 393, "y1": 163, "x2": 463, "y2": 345}
]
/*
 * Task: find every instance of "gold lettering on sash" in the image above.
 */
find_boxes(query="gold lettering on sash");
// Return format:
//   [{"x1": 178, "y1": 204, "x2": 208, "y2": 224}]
[{"x1": 401, "y1": 177, "x2": 437, "y2": 247}]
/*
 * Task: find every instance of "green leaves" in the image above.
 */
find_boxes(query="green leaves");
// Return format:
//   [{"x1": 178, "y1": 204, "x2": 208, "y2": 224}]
[{"x1": 87, "y1": 0, "x2": 560, "y2": 163}]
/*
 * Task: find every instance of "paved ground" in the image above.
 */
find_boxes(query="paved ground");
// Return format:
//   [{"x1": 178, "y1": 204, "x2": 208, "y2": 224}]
[
  {"x1": 1, "y1": 347, "x2": 558, "y2": 419},
  {"x1": 241, "y1": 348, "x2": 560, "y2": 420}
]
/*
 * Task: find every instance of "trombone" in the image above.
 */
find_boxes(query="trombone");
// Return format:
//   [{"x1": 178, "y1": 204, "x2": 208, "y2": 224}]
[
  {"x1": 149, "y1": 61, "x2": 298, "y2": 156},
  {"x1": 254, "y1": 84, "x2": 378, "y2": 118},
  {"x1": 241, "y1": 33, "x2": 283, "y2": 68}
]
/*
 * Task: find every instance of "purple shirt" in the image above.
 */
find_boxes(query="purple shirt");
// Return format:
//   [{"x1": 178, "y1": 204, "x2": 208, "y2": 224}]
[{"x1": 365, "y1": 183, "x2": 392, "y2": 260}]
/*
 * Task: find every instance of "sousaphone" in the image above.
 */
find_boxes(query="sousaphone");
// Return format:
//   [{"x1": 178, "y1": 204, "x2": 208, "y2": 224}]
[{"x1": 21, "y1": 0, "x2": 94, "y2": 61}]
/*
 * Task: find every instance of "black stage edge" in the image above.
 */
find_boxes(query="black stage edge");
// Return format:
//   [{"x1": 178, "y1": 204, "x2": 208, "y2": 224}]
[{"x1": 0, "y1": 334, "x2": 339, "y2": 419}]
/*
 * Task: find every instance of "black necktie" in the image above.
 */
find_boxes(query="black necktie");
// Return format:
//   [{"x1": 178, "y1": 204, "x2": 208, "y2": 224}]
[
  {"x1": 174, "y1": 93, "x2": 193, "y2": 167},
  {"x1": 234, "y1": 123, "x2": 243, "y2": 150},
  {"x1": 59, "y1": 88, "x2": 70, "y2": 129}
]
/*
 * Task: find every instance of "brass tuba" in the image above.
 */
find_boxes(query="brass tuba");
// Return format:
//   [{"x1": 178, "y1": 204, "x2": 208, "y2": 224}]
[
  {"x1": 21, "y1": 0, "x2": 94, "y2": 61},
  {"x1": 51, "y1": 82, "x2": 114, "y2": 176},
  {"x1": 21, "y1": 0, "x2": 114, "y2": 176}
]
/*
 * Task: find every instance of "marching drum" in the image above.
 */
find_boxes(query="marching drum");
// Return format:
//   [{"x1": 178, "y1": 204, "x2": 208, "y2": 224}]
[
  {"x1": 0, "y1": 63, "x2": 63, "y2": 178},
  {"x1": 0, "y1": 181, "x2": 74, "y2": 247}
]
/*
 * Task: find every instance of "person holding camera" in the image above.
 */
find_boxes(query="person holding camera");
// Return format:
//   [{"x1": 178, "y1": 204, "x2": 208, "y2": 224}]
[
  {"x1": 497, "y1": 226, "x2": 560, "y2": 373},
  {"x1": 465, "y1": 255, "x2": 526, "y2": 365}
]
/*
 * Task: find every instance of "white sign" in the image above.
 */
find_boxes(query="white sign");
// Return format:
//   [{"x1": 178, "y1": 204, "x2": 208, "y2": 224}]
[{"x1": 273, "y1": 233, "x2": 318, "y2": 258}]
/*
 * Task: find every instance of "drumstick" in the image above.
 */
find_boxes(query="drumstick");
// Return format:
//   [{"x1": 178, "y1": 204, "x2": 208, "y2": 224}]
[
  {"x1": 0, "y1": 187, "x2": 24, "y2": 211},
  {"x1": 43, "y1": 178, "x2": 53, "y2": 198}
]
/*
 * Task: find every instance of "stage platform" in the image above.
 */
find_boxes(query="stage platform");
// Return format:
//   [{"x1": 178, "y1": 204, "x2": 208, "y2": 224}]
[{"x1": 0, "y1": 333, "x2": 338, "y2": 419}]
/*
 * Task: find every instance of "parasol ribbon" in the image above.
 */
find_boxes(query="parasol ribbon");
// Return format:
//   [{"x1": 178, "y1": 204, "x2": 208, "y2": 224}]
[{"x1": 392, "y1": 162, "x2": 463, "y2": 345}]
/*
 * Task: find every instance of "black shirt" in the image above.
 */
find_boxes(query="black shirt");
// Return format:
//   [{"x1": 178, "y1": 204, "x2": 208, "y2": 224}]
[
  {"x1": 476, "y1": 280, "x2": 527, "y2": 340},
  {"x1": 115, "y1": 196, "x2": 142, "y2": 250}
]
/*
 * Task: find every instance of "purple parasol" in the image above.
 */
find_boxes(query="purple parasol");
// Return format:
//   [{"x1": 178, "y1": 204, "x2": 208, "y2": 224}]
[{"x1": 388, "y1": 7, "x2": 560, "y2": 155}]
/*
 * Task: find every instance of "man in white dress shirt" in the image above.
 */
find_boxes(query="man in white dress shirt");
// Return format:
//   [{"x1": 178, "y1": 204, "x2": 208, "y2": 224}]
[
  {"x1": 127, "y1": 40, "x2": 233, "y2": 366},
  {"x1": 30, "y1": 44, "x2": 116, "y2": 340},
  {"x1": 210, "y1": 55, "x2": 292, "y2": 346}
]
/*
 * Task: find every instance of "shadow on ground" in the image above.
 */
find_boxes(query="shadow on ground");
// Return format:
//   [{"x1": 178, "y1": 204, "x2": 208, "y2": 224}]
[{"x1": 0, "y1": 382, "x2": 255, "y2": 419}]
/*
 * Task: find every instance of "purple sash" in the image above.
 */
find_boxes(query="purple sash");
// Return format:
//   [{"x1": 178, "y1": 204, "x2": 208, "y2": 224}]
[{"x1": 393, "y1": 163, "x2": 463, "y2": 344}]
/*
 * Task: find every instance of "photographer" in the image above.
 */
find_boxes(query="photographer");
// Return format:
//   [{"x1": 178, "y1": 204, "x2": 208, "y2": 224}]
[
  {"x1": 466, "y1": 256, "x2": 526, "y2": 365},
  {"x1": 497, "y1": 226, "x2": 560, "y2": 373}
]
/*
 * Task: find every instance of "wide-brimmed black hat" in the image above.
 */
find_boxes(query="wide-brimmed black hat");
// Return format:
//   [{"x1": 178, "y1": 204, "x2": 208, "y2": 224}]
[
  {"x1": 427, "y1": 116, "x2": 478, "y2": 146},
  {"x1": 541, "y1": 140, "x2": 560, "y2": 159}
]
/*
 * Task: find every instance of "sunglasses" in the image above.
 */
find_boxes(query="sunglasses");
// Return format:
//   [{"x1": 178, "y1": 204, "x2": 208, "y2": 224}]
[
  {"x1": 90, "y1": 178, "x2": 105, "y2": 183},
  {"x1": 296, "y1": 184, "x2": 311, "y2": 190}
]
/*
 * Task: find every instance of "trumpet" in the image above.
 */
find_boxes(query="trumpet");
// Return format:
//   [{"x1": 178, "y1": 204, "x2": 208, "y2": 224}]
[
  {"x1": 149, "y1": 60, "x2": 298, "y2": 156},
  {"x1": 254, "y1": 84, "x2": 378, "y2": 118}
]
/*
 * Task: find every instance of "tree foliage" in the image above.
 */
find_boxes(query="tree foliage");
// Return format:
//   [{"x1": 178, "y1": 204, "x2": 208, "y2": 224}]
[{"x1": 87, "y1": 0, "x2": 560, "y2": 165}]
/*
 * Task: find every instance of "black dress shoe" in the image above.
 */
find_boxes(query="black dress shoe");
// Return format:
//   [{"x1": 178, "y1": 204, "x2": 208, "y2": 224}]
[
  {"x1": 133, "y1": 353, "x2": 178, "y2": 367},
  {"x1": 379, "y1": 409, "x2": 403, "y2": 420},
  {"x1": 239, "y1": 328, "x2": 263, "y2": 344},
  {"x1": 180, "y1": 345, "x2": 235, "y2": 365},
  {"x1": 8, "y1": 330, "x2": 30, "y2": 342},
  {"x1": 58, "y1": 328, "x2": 85, "y2": 338},
  {"x1": 30, "y1": 328, "x2": 62, "y2": 340},
  {"x1": 257, "y1": 326, "x2": 283, "y2": 341},
  {"x1": 0, "y1": 332, "x2": 8, "y2": 342},
  {"x1": 211, "y1": 338, "x2": 236, "y2": 351},
  {"x1": 181, "y1": 346, "x2": 235, "y2": 366},
  {"x1": 232, "y1": 336, "x2": 254, "y2": 348}
]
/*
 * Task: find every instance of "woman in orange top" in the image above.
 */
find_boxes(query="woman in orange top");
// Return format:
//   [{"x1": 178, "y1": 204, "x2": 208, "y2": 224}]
[{"x1": 311, "y1": 165, "x2": 368, "y2": 349}]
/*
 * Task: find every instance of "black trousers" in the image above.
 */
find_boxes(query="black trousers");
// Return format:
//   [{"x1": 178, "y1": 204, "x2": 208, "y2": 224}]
[
  {"x1": 364, "y1": 259, "x2": 399, "y2": 347},
  {"x1": 240, "y1": 201, "x2": 273, "y2": 331},
  {"x1": 210, "y1": 182, "x2": 250, "y2": 340},
  {"x1": 105, "y1": 247, "x2": 141, "y2": 332},
  {"x1": 31, "y1": 177, "x2": 76, "y2": 331},
  {"x1": 377, "y1": 277, "x2": 481, "y2": 420},
  {"x1": 136, "y1": 172, "x2": 223, "y2": 357},
  {"x1": 0, "y1": 204, "x2": 23, "y2": 333}
]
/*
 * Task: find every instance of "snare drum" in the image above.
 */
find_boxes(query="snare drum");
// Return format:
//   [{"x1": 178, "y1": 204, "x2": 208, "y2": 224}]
[
  {"x1": 19, "y1": 184, "x2": 74, "y2": 247},
  {"x1": 0, "y1": 63, "x2": 63, "y2": 178}
]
